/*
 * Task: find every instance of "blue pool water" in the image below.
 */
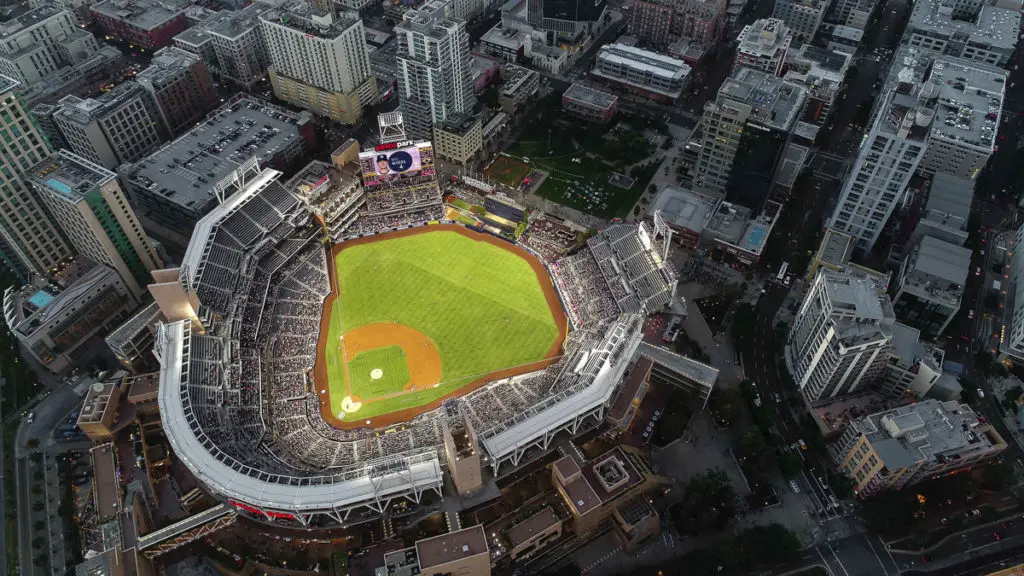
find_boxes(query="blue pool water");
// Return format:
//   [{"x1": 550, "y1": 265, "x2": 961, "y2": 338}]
[
  {"x1": 746, "y1": 224, "x2": 768, "y2": 249},
  {"x1": 28, "y1": 290, "x2": 54, "y2": 309},
  {"x1": 46, "y1": 178, "x2": 73, "y2": 196}
]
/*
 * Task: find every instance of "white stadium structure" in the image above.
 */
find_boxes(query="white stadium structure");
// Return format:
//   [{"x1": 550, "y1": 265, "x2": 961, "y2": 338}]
[{"x1": 154, "y1": 153, "x2": 705, "y2": 528}]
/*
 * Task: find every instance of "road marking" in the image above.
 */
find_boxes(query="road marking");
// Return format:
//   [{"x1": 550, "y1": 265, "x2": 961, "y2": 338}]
[
  {"x1": 827, "y1": 542, "x2": 850, "y2": 576},
  {"x1": 814, "y1": 546, "x2": 835, "y2": 576},
  {"x1": 863, "y1": 533, "x2": 889, "y2": 575}
]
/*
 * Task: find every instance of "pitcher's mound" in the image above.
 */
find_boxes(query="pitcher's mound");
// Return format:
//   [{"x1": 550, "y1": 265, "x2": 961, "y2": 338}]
[{"x1": 370, "y1": 368, "x2": 384, "y2": 380}]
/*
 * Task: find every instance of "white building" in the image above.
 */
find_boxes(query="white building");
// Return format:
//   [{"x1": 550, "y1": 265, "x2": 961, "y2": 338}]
[
  {"x1": 208, "y1": 3, "x2": 274, "y2": 88},
  {"x1": 828, "y1": 54, "x2": 935, "y2": 251},
  {"x1": 591, "y1": 43, "x2": 692, "y2": 101},
  {"x1": 771, "y1": 0, "x2": 826, "y2": 43},
  {"x1": 905, "y1": 0, "x2": 1019, "y2": 67},
  {"x1": 261, "y1": 3, "x2": 376, "y2": 124},
  {"x1": 0, "y1": 6, "x2": 87, "y2": 86},
  {"x1": 785, "y1": 268, "x2": 895, "y2": 403},
  {"x1": 395, "y1": 1, "x2": 474, "y2": 140},
  {"x1": 733, "y1": 18, "x2": 792, "y2": 76}
]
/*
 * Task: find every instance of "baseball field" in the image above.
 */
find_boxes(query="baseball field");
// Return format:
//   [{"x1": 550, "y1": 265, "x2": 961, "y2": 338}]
[{"x1": 315, "y1": 225, "x2": 567, "y2": 427}]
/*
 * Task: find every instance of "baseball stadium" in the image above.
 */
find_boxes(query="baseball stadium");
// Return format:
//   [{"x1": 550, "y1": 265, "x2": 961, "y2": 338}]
[{"x1": 154, "y1": 142, "x2": 692, "y2": 528}]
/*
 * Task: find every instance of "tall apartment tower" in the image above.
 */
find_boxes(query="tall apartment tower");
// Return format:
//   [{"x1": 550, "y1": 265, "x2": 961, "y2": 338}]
[
  {"x1": 691, "y1": 68, "x2": 806, "y2": 208},
  {"x1": 785, "y1": 269, "x2": 895, "y2": 403},
  {"x1": 829, "y1": 62, "x2": 937, "y2": 251},
  {"x1": 0, "y1": 6, "x2": 83, "y2": 86},
  {"x1": 733, "y1": 18, "x2": 792, "y2": 76},
  {"x1": 52, "y1": 83, "x2": 165, "y2": 170},
  {"x1": 260, "y1": 4, "x2": 377, "y2": 125},
  {"x1": 0, "y1": 75, "x2": 73, "y2": 279},
  {"x1": 208, "y1": 4, "x2": 273, "y2": 88},
  {"x1": 135, "y1": 46, "x2": 218, "y2": 137},
  {"x1": 28, "y1": 150, "x2": 163, "y2": 299},
  {"x1": 395, "y1": 1, "x2": 474, "y2": 140}
]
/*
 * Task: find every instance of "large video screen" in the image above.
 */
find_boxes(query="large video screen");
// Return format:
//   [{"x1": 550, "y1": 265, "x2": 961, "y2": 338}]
[{"x1": 359, "y1": 142, "x2": 435, "y2": 187}]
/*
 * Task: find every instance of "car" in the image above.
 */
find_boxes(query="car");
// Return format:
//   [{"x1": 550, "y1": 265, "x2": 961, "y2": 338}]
[
  {"x1": 976, "y1": 267, "x2": 982, "y2": 276},
  {"x1": 969, "y1": 310, "x2": 975, "y2": 319},
  {"x1": 994, "y1": 532, "x2": 1003, "y2": 541},
  {"x1": 72, "y1": 476, "x2": 91, "y2": 486},
  {"x1": 25, "y1": 412, "x2": 34, "y2": 424}
]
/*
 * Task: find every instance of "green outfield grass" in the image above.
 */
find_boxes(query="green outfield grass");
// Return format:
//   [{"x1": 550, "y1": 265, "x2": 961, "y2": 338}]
[
  {"x1": 326, "y1": 230, "x2": 560, "y2": 420},
  {"x1": 346, "y1": 346, "x2": 411, "y2": 398}
]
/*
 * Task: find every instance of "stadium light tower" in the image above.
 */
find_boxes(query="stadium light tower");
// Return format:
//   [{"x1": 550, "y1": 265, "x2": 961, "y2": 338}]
[{"x1": 378, "y1": 111, "x2": 406, "y2": 145}]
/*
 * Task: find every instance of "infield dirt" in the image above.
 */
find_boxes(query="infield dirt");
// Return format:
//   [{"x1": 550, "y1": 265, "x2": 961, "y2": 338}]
[{"x1": 314, "y1": 224, "x2": 568, "y2": 429}]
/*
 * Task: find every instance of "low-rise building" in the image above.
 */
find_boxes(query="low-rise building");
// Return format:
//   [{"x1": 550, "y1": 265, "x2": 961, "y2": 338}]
[
  {"x1": 530, "y1": 44, "x2": 568, "y2": 74},
  {"x1": 703, "y1": 200, "x2": 781, "y2": 269},
  {"x1": 733, "y1": 18, "x2": 792, "y2": 76},
  {"x1": 784, "y1": 45, "x2": 851, "y2": 141},
  {"x1": 827, "y1": 24, "x2": 862, "y2": 54},
  {"x1": 434, "y1": 114, "x2": 483, "y2": 166},
  {"x1": 648, "y1": 185, "x2": 721, "y2": 249},
  {"x1": 772, "y1": 0, "x2": 826, "y2": 43},
  {"x1": 480, "y1": 24, "x2": 531, "y2": 62},
  {"x1": 117, "y1": 96, "x2": 314, "y2": 251},
  {"x1": 499, "y1": 64, "x2": 539, "y2": 114},
  {"x1": 891, "y1": 235, "x2": 970, "y2": 338},
  {"x1": 506, "y1": 507, "x2": 562, "y2": 561},
  {"x1": 906, "y1": 173, "x2": 973, "y2": 250},
  {"x1": 2, "y1": 258, "x2": 135, "y2": 373},
  {"x1": 106, "y1": 301, "x2": 163, "y2": 373},
  {"x1": 561, "y1": 83, "x2": 618, "y2": 123},
  {"x1": 833, "y1": 399, "x2": 1006, "y2": 498},
  {"x1": 90, "y1": 0, "x2": 190, "y2": 50},
  {"x1": 877, "y1": 322, "x2": 944, "y2": 399},
  {"x1": 380, "y1": 525, "x2": 491, "y2": 576},
  {"x1": 808, "y1": 227, "x2": 855, "y2": 279},
  {"x1": 591, "y1": 43, "x2": 691, "y2": 102}
]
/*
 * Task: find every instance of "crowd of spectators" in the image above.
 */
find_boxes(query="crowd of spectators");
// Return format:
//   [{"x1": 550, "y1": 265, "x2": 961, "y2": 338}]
[
  {"x1": 550, "y1": 249, "x2": 620, "y2": 327},
  {"x1": 519, "y1": 215, "x2": 579, "y2": 262}
]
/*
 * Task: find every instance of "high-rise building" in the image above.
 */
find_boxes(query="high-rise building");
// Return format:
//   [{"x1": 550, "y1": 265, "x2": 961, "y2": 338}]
[
  {"x1": 692, "y1": 68, "x2": 806, "y2": 207},
  {"x1": 0, "y1": 75, "x2": 73, "y2": 278},
  {"x1": 261, "y1": 3, "x2": 376, "y2": 124},
  {"x1": 905, "y1": 0, "x2": 1019, "y2": 67},
  {"x1": 629, "y1": 0, "x2": 674, "y2": 47},
  {"x1": 673, "y1": 0, "x2": 726, "y2": 48},
  {"x1": 828, "y1": 0, "x2": 879, "y2": 29},
  {"x1": 891, "y1": 235, "x2": 970, "y2": 338},
  {"x1": 0, "y1": 6, "x2": 84, "y2": 86},
  {"x1": 771, "y1": 0, "x2": 826, "y2": 43},
  {"x1": 918, "y1": 56, "x2": 1007, "y2": 180},
  {"x1": 829, "y1": 54, "x2": 936, "y2": 251},
  {"x1": 136, "y1": 46, "x2": 218, "y2": 137},
  {"x1": 833, "y1": 399, "x2": 1006, "y2": 498},
  {"x1": 53, "y1": 83, "x2": 165, "y2": 170},
  {"x1": 733, "y1": 18, "x2": 792, "y2": 76},
  {"x1": 783, "y1": 45, "x2": 852, "y2": 141},
  {"x1": 28, "y1": 150, "x2": 163, "y2": 299},
  {"x1": 785, "y1": 268, "x2": 895, "y2": 403},
  {"x1": 207, "y1": 3, "x2": 274, "y2": 88},
  {"x1": 395, "y1": 1, "x2": 474, "y2": 140}
]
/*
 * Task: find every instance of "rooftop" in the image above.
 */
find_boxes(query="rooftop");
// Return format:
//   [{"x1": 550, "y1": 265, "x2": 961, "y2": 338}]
[
  {"x1": 719, "y1": 67, "x2": 807, "y2": 131},
  {"x1": 909, "y1": 0, "x2": 1020, "y2": 51},
  {"x1": 79, "y1": 378, "x2": 121, "y2": 425},
  {"x1": 91, "y1": 443, "x2": 122, "y2": 522},
  {"x1": 563, "y1": 82, "x2": 618, "y2": 109},
  {"x1": 705, "y1": 201, "x2": 753, "y2": 244},
  {"x1": 787, "y1": 44, "x2": 851, "y2": 83},
  {"x1": 0, "y1": 4, "x2": 64, "y2": 38},
  {"x1": 648, "y1": 185, "x2": 721, "y2": 233},
  {"x1": 119, "y1": 96, "x2": 308, "y2": 212},
  {"x1": 737, "y1": 18, "x2": 791, "y2": 57},
  {"x1": 136, "y1": 46, "x2": 200, "y2": 92},
  {"x1": 54, "y1": 82, "x2": 147, "y2": 126},
  {"x1": 507, "y1": 507, "x2": 561, "y2": 547},
  {"x1": 831, "y1": 24, "x2": 863, "y2": 41},
  {"x1": 260, "y1": 2, "x2": 362, "y2": 40},
  {"x1": 815, "y1": 227, "x2": 855, "y2": 269},
  {"x1": 30, "y1": 150, "x2": 115, "y2": 202},
  {"x1": 821, "y1": 269, "x2": 891, "y2": 322},
  {"x1": 90, "y1": 0, "x2": 191, "y2": 32},
  {"x1": 595, "y1": 43, "x2": 691, "y2": 85},
  {"x1": 501, "y1": 64, "x2": 538, "y2": 97},
  {"x1": 929, "y1": 55, "x2": 1007, "y2": 153},
  {"x1": 415, "y1": 525, "x2": 489, "y2": 569},
  {"x1": 853, "y1": 399, "x2": 1003, "y2": 469},
  {"x1": 481, "y1": 24, "x2": 528, "y2": 49},
  {"x1": 637, "y1": 342, "x2": 720, "y2": 388},
  {"x1": 890, "y1": 321, "x2": 944, "y2": 372},
  {"x1": 901, "y1": 235, "x2": 970, "y2": 306},
  {"x1": 395, "y1": 1, "x2": 462, "y2": 42}
]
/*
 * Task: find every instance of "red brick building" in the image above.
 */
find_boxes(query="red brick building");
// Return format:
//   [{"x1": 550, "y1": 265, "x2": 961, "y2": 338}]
[
  {"x1": 136, "y1": 46, "x2": 218, "y2": 137},
  {"x1": 90, "y1": 0, "x2": 189, "y2": 50},
  {"x1": 628, "y1": 1, "x2": 674, "y2": 47}
]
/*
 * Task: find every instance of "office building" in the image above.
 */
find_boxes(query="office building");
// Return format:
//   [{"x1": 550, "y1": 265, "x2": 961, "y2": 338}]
[
  {"x1": 771, "y1": 0, "x2": 826, "y2": 43},
  {"x1": 498, "y1": 64, "x2": 539, "y2": 114},
  {"x1": 1003, "y1": 222, "x2": 1024, "y2": 363},
  {"x1": 629, "y1": 0, "x2": 674, "y2": 47},
  {"x1": 702, "y1": 200, "x2": 782, "y2": 268},
  {"x1": 90, "y1": 0, "x2": 191, "y2": 50},
  {"x1": 647, "y1": 185, "x2": 720, "y2": 249},
  {"x1": 905, "y1": 0, "x2": 1019, "y2": 67},
  {"x1": 692, "y1": 68, "x2": 806, "y2": 206},
  {"x1": 834, "y1": 399, "x2": 1006, "y2": 498},
  {"x1": 16, "y1": 45, "x2": 124, "y2": 109},
  {"x1": 261, "y1": 3, "x2": 376, "y2": 125},
  {"x1": 561, "y1": 82, "x2": 618, "y2": 123},
  {"x1": 136, "y1": 46, "x2": 218, "y2": 137},
  {"x1": 591, "y1": 43, "x2": 691, "y2": 102},
  {"x1": 785, "y1": 268, "x2": 895, "y2": 403},
  {"x1": 891, "y1": 235, "x2": 970, "y2": 338},
  {"x1": 380, "y1": 525, "x2": 491, "y2": 576},
  {"x1": 829, "y1": 0, "x2": 879, "y2": 29},
  {"x1": 28, "y1": 150, "x2": 163, "y2": 299},
  {"x1": 829, "y1": 52, "x2": 936, "y2": 251},
  {"x1": 479, "y1": 24, "x2": 532, "y2": 62},
  {"x1": 918, "y1": 56, "x2": 1007, "y2": 180},
  {"x1": 0, "y1": 75, "x2": 73, "y2": 278},
  {"x1": 117, "y1": 96, "x2": 314, "y2": 250},
  {"x1": 434, "y1": 113, "x2": 482, "y2": 165},
  {"x1": 208, "y1": 3, "x2": 275, "y2": 88},
  {"x1": 0, "y1": 6, "x2": 83, "y2": 86},
  {"x1": 733, "y1": 18, "x2": 792, "y2": 76},
  {"x1": 876, "y1": 322, "x2": 944, "y2": 399},
  {"x1": 906, "y1": 173, "x2": 973, "y2": 250},
  {"x1": 53, "y1": 83, "x2": 165, "y2": 170},
  {"x1": 395, "y1": 1, "x2": 474, "y2": 140},
  {"x1": 3, "y1": 258, "x2": 134, "y2": 373},
  {"x1": 784, "y1": 45, "x2": 852, "y2": 140}
]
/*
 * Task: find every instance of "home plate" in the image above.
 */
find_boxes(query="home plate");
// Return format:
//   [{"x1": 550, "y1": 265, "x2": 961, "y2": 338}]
[
  {"x1": 370, "y1": 368, "x2": 383, "y2": 380},
  {"x1": 341, "y1": 395, "x2": 362, "y2": 413}
]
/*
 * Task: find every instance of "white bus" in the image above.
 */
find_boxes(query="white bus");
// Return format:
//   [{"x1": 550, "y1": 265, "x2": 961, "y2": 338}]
[{"x1": 777, "y1": 262, "x2": 790, "y2": 282}]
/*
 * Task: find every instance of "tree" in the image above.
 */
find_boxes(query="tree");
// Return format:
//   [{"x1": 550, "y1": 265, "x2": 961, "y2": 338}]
[
  {"x1": 861, "y1": 491, "x2": 921, "y2": 534},
  {"x1": 831, "y1": 473, "x2": 855, "y2": 499},
  {"x1": 26, "y1": 438, "x2": 39, "y2": 449},
  {"x1": 709, "y1": 387, "x2": 744, "y2": 426},
  {"x1": 33, "y1": 520, "x2": 44, "y2": 531},
  {"x1": 982, "y1": 461, "x2": 1017, "y2": 491},
  {"x1": 31, "y1": 501, "x2": 44, "y2": 512},
  {"x1": 672, "y1": 469, "x2": 738, "y2": 535},
  {"x1": 778, "y1": 452, "x2": 803, "y2": 477},
  {"x1": 31, "y1": 536, "x2": 45, "y2": 549},
  {"x1": 33, "y1": 555, "x2": 46, "y2": 567},
  {"x1": 30, "y1": 484, "x2": 42, "y2": 496}
]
